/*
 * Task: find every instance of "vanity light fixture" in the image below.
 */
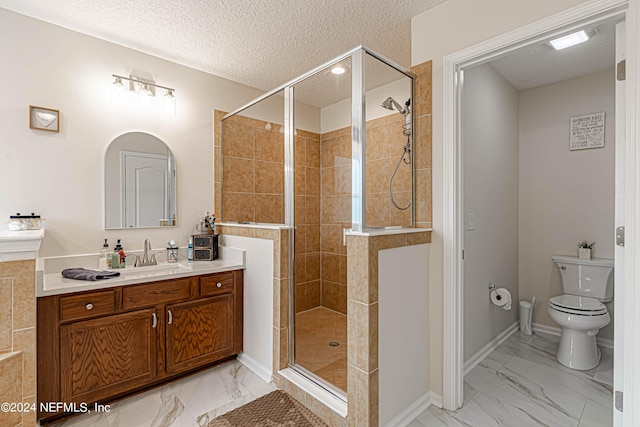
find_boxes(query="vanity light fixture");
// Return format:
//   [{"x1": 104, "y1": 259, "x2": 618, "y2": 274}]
[
  {"x1": 548, "y1": 29, "x2": 593, "y2": 50},
  {"x1": 111, "y1": 74, "x2": 176, "y2": 115}
]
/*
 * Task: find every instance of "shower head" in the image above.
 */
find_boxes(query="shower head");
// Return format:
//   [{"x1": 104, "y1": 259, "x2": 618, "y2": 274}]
[{"x1": 381, "y1": 97, "x2": 408, "y2": 115}]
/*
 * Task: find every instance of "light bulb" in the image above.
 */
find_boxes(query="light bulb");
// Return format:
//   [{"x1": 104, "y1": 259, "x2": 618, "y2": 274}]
[{"x1": 111, "y1": 77, "x2": 126, "y2": 106}]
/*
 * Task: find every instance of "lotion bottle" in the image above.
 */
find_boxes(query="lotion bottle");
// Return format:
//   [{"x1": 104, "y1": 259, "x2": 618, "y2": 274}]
[
  {"x1": 99, "y1": 239, "x2": 109, "y2": 269},
  {"x1": 188, "y1": 237, "x2": 193, "y2": 261}
]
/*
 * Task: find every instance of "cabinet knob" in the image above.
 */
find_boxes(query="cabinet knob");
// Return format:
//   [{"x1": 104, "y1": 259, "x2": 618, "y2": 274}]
[
  {"x1": 86, "y1": 303, "x2": 94, "y2": 310},
  {"x1": 216, "y1": 282, "x2": 222, "y2": 288}
]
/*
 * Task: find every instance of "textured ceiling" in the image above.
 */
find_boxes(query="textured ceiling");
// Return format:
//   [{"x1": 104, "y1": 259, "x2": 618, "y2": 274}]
[
  {"x1": 489, "y1": 21, "x2": 616, "y2": 91},
  {"x1": 0, "y1": 0, "x2": 445, "y2": 95}
]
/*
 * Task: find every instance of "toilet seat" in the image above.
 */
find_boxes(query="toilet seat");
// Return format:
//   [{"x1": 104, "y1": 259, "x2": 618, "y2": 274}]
[{"x1": 549, "y1": 294, "x2": 607, "y2": 316}]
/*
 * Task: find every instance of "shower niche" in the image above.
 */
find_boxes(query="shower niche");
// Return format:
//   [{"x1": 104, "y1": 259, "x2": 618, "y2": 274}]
[{"x1": 219, "y1": 46, "x2": 415, "y2": 399}]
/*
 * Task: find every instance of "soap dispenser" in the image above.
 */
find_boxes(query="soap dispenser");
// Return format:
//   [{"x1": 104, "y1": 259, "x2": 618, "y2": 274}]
[{"x1": 100, "y1": 239, "x2": 110, "y2": 269}]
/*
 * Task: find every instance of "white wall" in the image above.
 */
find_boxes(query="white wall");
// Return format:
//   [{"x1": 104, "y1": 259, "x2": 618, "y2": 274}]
[
  {"x1": 221, "y1": 235, "x2": 274, "y2": 381},
  {"x1": 463, "y1": 64, "x2": 519, "y2": 360},
  {"x1": 0, "y1": 9, "x2": 319, "y2": 257},
  {"x1": 411, "y1": 0, "x2": 591, "y2": 395},
  {"x1": 320, "y1": 77, "x2": 412, "y2": 134},
  {"x1": 379, "y1": 244, "x2": 430, "y2": 426},
  {"x1": 519, "y1": 69, "x2": 615, "y2": 339}
]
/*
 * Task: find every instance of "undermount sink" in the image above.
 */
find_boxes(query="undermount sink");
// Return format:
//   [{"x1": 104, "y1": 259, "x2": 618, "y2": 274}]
[{"x1": 116, "y1": 262, "x2": 191, "y2": 277}]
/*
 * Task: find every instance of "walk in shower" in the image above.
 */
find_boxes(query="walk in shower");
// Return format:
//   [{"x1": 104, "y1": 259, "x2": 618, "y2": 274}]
[{"x1": 219, "y1": 46, "x2": 415, "y2": 399}]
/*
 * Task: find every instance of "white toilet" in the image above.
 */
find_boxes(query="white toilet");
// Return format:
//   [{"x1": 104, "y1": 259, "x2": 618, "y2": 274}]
[{"x1": 547, "y1": 255, "x2": 613, "y2": 370}]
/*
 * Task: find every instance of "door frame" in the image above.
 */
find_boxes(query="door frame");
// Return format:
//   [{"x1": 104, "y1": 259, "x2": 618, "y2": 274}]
[{"x1": 442, "y1": 0, "x2": 640, "y2": 423}]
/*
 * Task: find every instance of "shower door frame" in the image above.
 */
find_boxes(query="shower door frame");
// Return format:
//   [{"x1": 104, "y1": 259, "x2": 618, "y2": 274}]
[{"x1": 223, "y1": 45, "x2": 416, "y2": 400}]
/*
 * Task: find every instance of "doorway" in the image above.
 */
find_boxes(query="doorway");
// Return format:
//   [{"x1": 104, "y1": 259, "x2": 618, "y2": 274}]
[{"x1": 442, "y1": 2, "x2": 631, "y2": 426}]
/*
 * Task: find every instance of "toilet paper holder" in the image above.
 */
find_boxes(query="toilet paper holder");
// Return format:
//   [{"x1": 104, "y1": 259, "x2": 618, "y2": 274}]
[{"x1": 488, "y1": 282, "x2": 498, "y2": 291}]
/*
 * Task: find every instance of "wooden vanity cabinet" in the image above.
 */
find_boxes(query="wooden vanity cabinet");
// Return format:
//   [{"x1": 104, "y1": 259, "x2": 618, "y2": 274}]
[{"x1": 37, "y1": 269, "x2": 243, "y2": 423}]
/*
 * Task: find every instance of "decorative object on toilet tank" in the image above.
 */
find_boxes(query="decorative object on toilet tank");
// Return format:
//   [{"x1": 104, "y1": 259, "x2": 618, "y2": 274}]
[
  {"x1": 577, "y1": 240, "x2": 595, "y2": 259},
  {"x1": 29, "y1": 105, "x2": 59, "y2": 132}
]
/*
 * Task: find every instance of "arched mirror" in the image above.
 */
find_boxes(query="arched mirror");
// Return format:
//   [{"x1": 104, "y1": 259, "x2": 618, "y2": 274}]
[{"x1": 105, "y1": 132, "x2": 176, "y2": 229}]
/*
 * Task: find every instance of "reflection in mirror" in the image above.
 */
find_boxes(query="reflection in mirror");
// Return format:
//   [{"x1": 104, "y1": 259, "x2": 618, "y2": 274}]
[{"x1": 105, "y1": 132, "x2": 176, "y2": 229}]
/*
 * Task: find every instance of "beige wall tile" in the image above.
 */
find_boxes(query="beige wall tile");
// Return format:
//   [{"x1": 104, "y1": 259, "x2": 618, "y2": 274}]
[
  {"x1": 321, "y1": 254, "x2": 341, "y2": 283},
  {"x1": 306, "y1": 253, "x2": 320, "y2": 282},
  {"x1": 321, "y1": 136, "x2": 341, "y2": 167},
  {"x1": 222, "y1": 156, "x2": 255, "y2": 193},
  {"x1": 12, "y1": 328, "x2": 35, "y2": 398},
  {"x1": 294, "y1": 166, "x2": 306, "y2": 196},
  {"x1": 415, "y1": 114, "x2": 432, "y2": 169},
  {"x1": 0, "y1": 278, "x2": 12, "y2": 351},
  {"x1": 254, "y1": 228, "x2": 279, "y2": 241},
  {"x1": 321, "y1": 166, "x2": 338, "y2": 196},
  {"x1": 407, "y1": 231, "x2": 432, "y2": 245},
  {"x1": 221, "y1": 192, "x2": 255, "y2": 223},
  {"x1": 321, "y1": 280, "x2": 340, "y2": 312},
  {"x1": 294, "y1": 135, "x2": 306, "y2": 167},
  {"x1": 416, "y1": 168, "x2": 432, "y2": 223},
  {"x1": 412, "y1": 60, "x2": 433, "y2": 117},
  {"x1": 321, "y1": 195, "x2": 341, "y2": 224},
  {"x1": 221, "y1": 121, "x2": 255, "y2": 159},
  {"x1": 22, "y1": 395, "x2": 35, "y2": 427},
  {"x1": 295, "y1": 284, "x2": 307, "y2": 313},
  {"x1": 306, "y1": 167, "x2": 321, "y2": 197},
  {"x1": 306, "y1": 139, "x2": 321, "y2": 168},
  {"x1": 295, "y1": 254, "x2": 306, "y2": 285},
  {"x1": 0, "y1": 352, "x2": 22, "y2": 426},
  {"x1": 294, "y1": 226, "x2": 306, "y2": 254},
  {"x1": 218, "y1": 225, "x2": 256, "y2": 238},
  {"x1": 306, "y1": 280, "x2": 321, "y2": 309},
  {"x1": 294, "y1": 196, "x2": 305, "y2": 226},
  {"x1": 8, "y1": 261, "x2": 35, "y2": 331},
  {"x1": 307, "y1": 225, "x2": 320, "y2": 252},
  {"x1": 321, "y1": 225, "x2": 342, "y2": 254},
  {"x1": 255, "y1": 161, "x2": 284, "y2": 194},
  {"x1": 305, "y1": 196, "x2": 320, "y2": 225},
  {"x1": 255, "y1": 128, "x2": 284, "y2": 163},
  {"x1": 254, "y1": 194, "x2": 283, "y2": 224}
]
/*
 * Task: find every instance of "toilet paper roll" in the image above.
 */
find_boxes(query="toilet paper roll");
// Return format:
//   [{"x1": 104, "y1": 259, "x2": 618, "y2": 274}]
[{"x1": 490, "y1": 288, "x2": 512, "y2": 310}]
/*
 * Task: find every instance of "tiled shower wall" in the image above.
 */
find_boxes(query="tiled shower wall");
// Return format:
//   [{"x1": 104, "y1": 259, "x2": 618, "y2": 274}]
[
  {"x1": 0, "y1": 260, "x2": 37, "y2": 427},
  {"x1": 294, "y1": 130, "x2": 322, "y2": 313},
  {"x1": 318, "y1": 127, "x2": 351, "y2": 314},
  {"x1": 216, "y1": 112, "x2": 285, "y2": 224}
]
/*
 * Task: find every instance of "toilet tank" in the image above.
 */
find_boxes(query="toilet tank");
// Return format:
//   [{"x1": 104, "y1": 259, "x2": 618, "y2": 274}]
[{"x1": 552, "y1": 255, "x2": 614, "y2": 301}]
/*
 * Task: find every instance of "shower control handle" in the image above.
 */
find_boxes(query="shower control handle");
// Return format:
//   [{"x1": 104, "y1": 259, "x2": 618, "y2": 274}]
[{"x1": 560, "y1": 266, "x2": 567, "y2": 270}]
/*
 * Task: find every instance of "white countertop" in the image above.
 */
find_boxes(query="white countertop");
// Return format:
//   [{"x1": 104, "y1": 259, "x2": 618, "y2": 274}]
[{"x1": 37, "y1": 246, "x2": 245, "y2": 297}]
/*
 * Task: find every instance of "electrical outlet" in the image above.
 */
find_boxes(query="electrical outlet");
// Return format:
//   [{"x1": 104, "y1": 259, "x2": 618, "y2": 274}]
[{"x1": 467, "y1": 213, "x2": 475, "y2": 231}]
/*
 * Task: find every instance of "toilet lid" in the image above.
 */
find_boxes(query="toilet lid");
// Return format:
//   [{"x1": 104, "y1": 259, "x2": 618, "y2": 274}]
[{"x1": 549, "y1": 295, "x2": 607, "y2": 315}]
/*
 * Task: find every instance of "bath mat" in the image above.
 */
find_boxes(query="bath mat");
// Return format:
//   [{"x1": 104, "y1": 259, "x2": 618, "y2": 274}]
[{"x1": 208, "y1": 390, "x2": 327, "y2": 427}]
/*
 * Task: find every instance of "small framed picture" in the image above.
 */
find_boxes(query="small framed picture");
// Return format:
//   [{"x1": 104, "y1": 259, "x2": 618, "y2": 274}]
[{"x1": 29, "y1": 105, "x2": 60, "y2": 132}]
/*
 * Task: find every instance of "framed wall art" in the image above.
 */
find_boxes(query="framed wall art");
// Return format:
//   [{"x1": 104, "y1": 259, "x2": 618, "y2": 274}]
[{"x1": 29, "y1": 105, "x2": 60, "y2": 133}]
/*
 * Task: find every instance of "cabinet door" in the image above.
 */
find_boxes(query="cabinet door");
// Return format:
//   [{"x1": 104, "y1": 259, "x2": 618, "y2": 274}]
[
  {"x1": 60, "y1": 308, "x2": 157, "y2": 404},
  {"x1": 166, "y1": 295, "x2": 235, "y2": 374}
]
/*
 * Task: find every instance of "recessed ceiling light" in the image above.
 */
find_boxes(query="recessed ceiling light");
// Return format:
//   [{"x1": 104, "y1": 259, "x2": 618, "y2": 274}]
[
  {"x1": 548, "y1": 30, "x2": 591, "y2": 50},
  {"x1": 331, "y1": 66, "x2": 346, "y2": 75}
]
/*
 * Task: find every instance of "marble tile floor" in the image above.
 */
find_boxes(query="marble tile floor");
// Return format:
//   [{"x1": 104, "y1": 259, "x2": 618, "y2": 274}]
[
  {"x1": 408, "y1": 331, "x2": 613, "y2": 427},
  {"x1": 294, "y1": 306, "x2": 347, "y2": 392},
  {"x1": 44, "y1": 359, "x2": 276, "y2": 427}
]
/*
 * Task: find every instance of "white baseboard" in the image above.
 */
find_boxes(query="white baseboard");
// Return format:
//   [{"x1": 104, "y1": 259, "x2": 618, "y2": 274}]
[
  {"x1": 463, "y1": 322, "x2": 519, "y2": 376},
  {"x1": 531, "y1": 323, "x2": 614, "y2": 349},
  {"x1": 237, "y1": 353, "x2": 272, "y2": 383},
  {"x1": 384, "y1": 392, "x2": 439, "y2": 427}
]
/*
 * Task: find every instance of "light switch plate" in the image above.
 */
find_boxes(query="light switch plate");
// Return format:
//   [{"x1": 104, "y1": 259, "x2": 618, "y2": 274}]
[{"x1": 467, "y1": 213, "x2": 475, "y2": 231}]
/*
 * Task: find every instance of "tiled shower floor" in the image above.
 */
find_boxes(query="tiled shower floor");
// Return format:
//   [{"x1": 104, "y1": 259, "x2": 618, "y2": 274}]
[
  {"x1": 294, "y1": 307, "x2": 347, "y2": 392},
  {"x1": 410, "y1": 331, "x2": 613, "y2": 427}
]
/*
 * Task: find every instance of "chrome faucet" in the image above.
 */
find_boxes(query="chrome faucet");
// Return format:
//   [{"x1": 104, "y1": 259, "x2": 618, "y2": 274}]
[{"x1": 135, "y1": 239, "x2": 158, "y2": 267}]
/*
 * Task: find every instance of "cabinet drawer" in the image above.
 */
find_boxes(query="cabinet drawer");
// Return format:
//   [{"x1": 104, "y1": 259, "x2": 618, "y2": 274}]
[
  {"x1": 200, "y1": 272, "x2": 234, "y2": 296},
  {"x1": 60, "y1": 290, "x2": 117, "y2": 322},
  {"x1": 123, "y1": 278, "x2": 194, "y2": 310}
]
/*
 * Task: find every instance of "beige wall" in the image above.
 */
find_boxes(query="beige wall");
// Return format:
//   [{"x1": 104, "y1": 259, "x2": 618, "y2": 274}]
[
  {"x1": 519, "y1": 69, "x2": 615, "y2": 340},
  {"x1": 463, "y1": 64, "x2": 520, "y2": 360},
  {"x1": 411, "y1": 0, "x2": 591, "y2": 396}
]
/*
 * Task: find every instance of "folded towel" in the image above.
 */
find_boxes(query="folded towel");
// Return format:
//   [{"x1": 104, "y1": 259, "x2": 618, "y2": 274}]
[{"x1": 61, "y1": 268, "x2": 120, "y2": 281}]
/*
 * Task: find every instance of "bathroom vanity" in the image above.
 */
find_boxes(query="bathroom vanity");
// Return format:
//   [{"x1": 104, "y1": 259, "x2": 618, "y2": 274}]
[{"x1": 36, "y1": 267, "x2": 243, "y2": 424}]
